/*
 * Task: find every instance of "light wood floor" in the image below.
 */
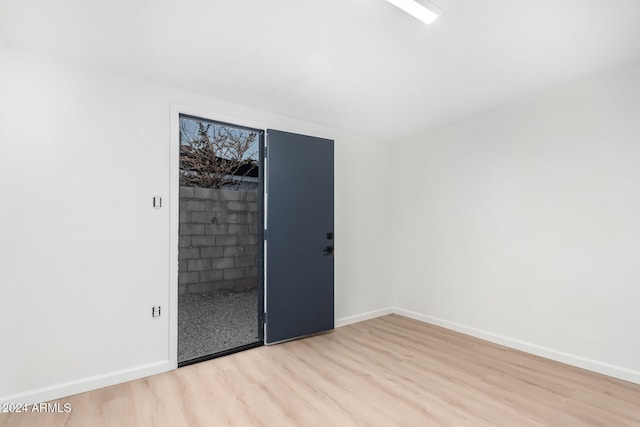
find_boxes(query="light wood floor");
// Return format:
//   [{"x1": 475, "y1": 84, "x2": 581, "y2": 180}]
[{"x1": 2, "y1": 314, "x2": 640, "y2": 426}]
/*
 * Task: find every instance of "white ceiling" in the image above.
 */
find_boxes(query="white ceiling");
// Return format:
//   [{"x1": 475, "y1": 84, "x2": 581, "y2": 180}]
[{"x1": 2, "y1": 0, "x2": 640, "y2": 141}]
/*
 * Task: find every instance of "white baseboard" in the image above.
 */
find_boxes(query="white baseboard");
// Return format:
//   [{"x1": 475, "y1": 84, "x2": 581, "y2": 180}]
[
  {"x1": 8, "y1": 306, "x2": 637, "y2": 405},
  {"x1": 4, "y1": 308, "x2": 395, "y2": 406},
  {"x1": 335, "y1": 307, "x2": 394, "y2": 328},
  {"x1": 393, "y1": 307, "x2": 640, "y2": 385},
  {"x1": 1, "y1": 360, "x2": 174, "y2": 406}
]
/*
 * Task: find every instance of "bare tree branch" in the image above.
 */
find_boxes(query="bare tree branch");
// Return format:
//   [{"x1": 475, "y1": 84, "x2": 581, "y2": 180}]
[{"x1": 179, "y1": 120, "x2": 258, "y2": 189}]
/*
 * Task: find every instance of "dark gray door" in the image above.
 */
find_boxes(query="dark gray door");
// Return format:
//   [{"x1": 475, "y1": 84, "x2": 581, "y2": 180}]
[{"x1": 265, "y1": 129, "x2": 334, "y2": 344}]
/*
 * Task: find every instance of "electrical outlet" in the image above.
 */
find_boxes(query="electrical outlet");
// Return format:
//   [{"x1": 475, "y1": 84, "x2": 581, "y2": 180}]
[{"x1": 152, "y1": 306, "x2": 161, "y2": 318}]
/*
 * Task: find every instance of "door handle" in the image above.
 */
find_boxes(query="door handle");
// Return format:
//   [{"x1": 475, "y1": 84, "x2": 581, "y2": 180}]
[{"x1": 323, "y1": 245, "x2": 334, "y2": 255}]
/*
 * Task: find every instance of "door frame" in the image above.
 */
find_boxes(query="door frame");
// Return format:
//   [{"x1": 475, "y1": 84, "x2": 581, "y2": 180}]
[{"x1": 169, "y1": 104, "x2": 268, "y2": 368}]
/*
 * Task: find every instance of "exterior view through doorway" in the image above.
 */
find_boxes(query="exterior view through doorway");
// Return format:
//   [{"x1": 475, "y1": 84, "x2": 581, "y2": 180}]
[
  {"x1": 177, "y1": 115, "x2": 264, "y2": 365},
  {"x1": 175, "y1": 113, "x2": 335, "y2": 365}
]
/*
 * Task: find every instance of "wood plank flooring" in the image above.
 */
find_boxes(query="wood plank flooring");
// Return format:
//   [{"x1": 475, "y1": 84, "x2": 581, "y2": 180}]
[{"x1": 2, "y1": 314, "x2": 640, "y2": 426}]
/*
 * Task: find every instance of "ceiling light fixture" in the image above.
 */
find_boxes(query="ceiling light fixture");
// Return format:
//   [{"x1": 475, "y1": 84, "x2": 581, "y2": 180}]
[{"x1": 386, "y1": 0, "x2": 441, "y2": 25}]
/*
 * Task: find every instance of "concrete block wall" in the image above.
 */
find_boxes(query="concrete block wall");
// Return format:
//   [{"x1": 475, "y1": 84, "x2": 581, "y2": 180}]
[{"x1": 179, "y1": 186, "x2": 259, "y2": 294}]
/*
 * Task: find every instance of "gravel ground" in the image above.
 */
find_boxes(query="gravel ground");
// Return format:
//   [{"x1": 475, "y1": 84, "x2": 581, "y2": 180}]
[{"x1": 178, "y1": 288, "x2": 260, "y2": 363}]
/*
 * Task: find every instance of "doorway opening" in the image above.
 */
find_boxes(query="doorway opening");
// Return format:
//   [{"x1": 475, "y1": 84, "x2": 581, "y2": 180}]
[{"x1": 177, "y1": 114, "x2": 264, "y2": 366}]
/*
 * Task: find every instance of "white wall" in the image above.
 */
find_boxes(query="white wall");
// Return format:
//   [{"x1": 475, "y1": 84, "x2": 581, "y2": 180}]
[
  {"x1": 0, "y1": 48, "x2": 393, "y2": 404},
  {"x1": 0, "y1": 38, "x2": 5, "y2": 142},
  {"x1": 392, "y1": 62, "x2": 640, "y2": 384}
]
